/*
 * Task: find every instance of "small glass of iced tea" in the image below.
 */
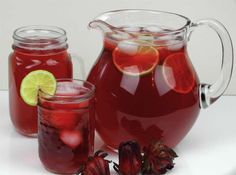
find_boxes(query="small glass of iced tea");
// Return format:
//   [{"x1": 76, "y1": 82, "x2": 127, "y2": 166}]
[{"x1": 38, "y1": 79, "x2": 95, "y2": 174}]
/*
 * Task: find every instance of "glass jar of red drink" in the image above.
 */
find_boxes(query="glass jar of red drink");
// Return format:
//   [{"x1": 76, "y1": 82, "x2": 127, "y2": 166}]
[
  {"x1": 38, "y1": 79, "x2": 95, "y2": 174},
  {"x1": 9, "y1": 26, "x2": 73, "y2": 137}
]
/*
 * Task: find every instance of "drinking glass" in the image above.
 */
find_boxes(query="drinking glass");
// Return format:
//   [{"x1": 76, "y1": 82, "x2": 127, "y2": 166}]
[{"x1": 38, "y1": 79, "x2": 95, "y2": 174}]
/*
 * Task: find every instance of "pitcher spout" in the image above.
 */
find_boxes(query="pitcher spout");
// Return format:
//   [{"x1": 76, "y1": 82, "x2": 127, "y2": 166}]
[
  {"x1": 88, "y1": 19, "x2": 136, "y2": 45},
  {"x1": 88, "y1": 20, "x2": 115, "y2": 33}
]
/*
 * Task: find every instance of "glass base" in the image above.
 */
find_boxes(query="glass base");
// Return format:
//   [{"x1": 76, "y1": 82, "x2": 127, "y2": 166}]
[{"x1": 15, "y1": 128, "x2": 37, "y2": 138}]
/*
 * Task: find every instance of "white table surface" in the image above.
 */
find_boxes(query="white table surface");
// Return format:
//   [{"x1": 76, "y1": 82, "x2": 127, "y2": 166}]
[{"x1": 1, "y1": 90, "x2": 236, "y2": 175}]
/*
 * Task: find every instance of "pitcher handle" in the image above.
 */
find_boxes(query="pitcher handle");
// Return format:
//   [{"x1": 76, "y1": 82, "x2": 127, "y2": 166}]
[
  {"x1": 189, "y1": 19, "x2": 234, "y2": 108},
  {"x1": 70, "y1": 53, "x2": 86, "y2": 79}
]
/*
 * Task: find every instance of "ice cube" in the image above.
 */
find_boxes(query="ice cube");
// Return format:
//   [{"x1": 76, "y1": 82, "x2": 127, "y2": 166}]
[
  {"x1": 60, "y1": 130, "x2": 83, "y2": 149},
  {"x1": 137, "y1": 34, "x2": 154, "y2": 42},
  {"x1": 106, "y1": 31, "x2": 134, "y2": 49},
  {"x1": 56, "y1": 82, "x2": 80, "y2": 96},
  {"x1": 167, "y1": 40, "x2": 184, "y2": 51},
  {"x1": 123, "y1": 26, "x2": 142, "y2": 32},
  {"x1": 145, "y1": 25, "x2": 164, "y2": 33},
  {"x1": 158, "y1": 34, "x2": 175, "y2": 41},
  {"x1": 110, "y1": 31, "x2": 133, "y2": 41},
  {"x1": 117, "y1": 40, "x2": 139, "y2": 56}
]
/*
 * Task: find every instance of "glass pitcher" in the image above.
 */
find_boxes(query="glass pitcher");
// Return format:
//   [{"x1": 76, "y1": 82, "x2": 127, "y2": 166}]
[{"x1": 87, "y1": 9, "x2": 233, "y2": 149}]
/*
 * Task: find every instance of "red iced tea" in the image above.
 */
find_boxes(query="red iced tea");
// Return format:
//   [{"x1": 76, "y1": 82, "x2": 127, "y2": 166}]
[
  {"x1": 88, "y1": 27, "x2": 200, "y2": 149},
  {"x1": 9, "y1": 26, "x2": 72, "y2": 136},
  {"x1": 38, "y1": 80, "x2": 95, "y2": 174}
]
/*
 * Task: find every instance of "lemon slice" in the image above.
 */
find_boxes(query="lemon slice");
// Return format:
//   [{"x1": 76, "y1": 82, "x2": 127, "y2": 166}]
[
  {"x1": 20, "y1": 70, "x2": 57, "y2": 106},
  {"x1": 113, "y1": 40, "x2": 159, "y2": 76}
]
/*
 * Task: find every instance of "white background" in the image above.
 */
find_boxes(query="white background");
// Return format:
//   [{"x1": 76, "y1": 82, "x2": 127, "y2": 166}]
[{"x1": 0, "y1": 0, "x2": 235, "y2": 94}]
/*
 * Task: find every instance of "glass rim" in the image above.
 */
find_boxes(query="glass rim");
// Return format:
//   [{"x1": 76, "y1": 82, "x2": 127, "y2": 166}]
[
  {"x1": 38, "y1": 78, "x2": 95, "y2": 100},
  {"x1": 13, "y1": 25, "x2": 67, "y2": 42},
  {"x1": 93, "y1": 9, "x2": 191, "y2": 34},
  {"x1": 13, "y1": 25, "x2": 68, "y2": 50}
]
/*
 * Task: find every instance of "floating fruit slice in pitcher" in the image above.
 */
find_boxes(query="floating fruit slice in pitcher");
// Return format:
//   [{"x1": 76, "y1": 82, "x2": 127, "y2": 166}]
[
  {"x1": 113, "y1": 40, "x2": 159, "y2": 76},
  {"x1": 163, "y1": 53, "x2": 195, "y2": 93},
  {"x1": 20, "y1": 70, "x2": 56, "y2": 106}
]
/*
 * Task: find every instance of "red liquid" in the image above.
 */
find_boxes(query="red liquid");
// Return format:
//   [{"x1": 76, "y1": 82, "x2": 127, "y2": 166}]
[
  {"x1": 88, "y1": 32, "x2": 200, "y2": 149},
  {"x1": 38, "y1": 84, "x2": 95, "y2": 174},
  {"x1": 9, "y1": 47, "x2": 72, "y2": 136}
]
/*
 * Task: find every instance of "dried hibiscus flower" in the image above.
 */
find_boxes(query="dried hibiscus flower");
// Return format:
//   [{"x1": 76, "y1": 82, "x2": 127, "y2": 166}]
[
  {"x1": 78, "y1": 150, "x2": 111, "y2": 175},
  {"x1": 78, "y1": 140, "x2": 177, "y2": 175},
  {"x1": 114, "y1": 141, "x2": 142, "y2": 175},
  {"x1": 142, "y1": 140, "x2": 178, "y2": 175}
]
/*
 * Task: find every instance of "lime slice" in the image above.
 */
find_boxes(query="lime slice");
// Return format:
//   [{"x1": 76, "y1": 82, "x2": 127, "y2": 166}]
[{"x1": 20, "y1": 70, "x2": 57, "y2": 106}]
